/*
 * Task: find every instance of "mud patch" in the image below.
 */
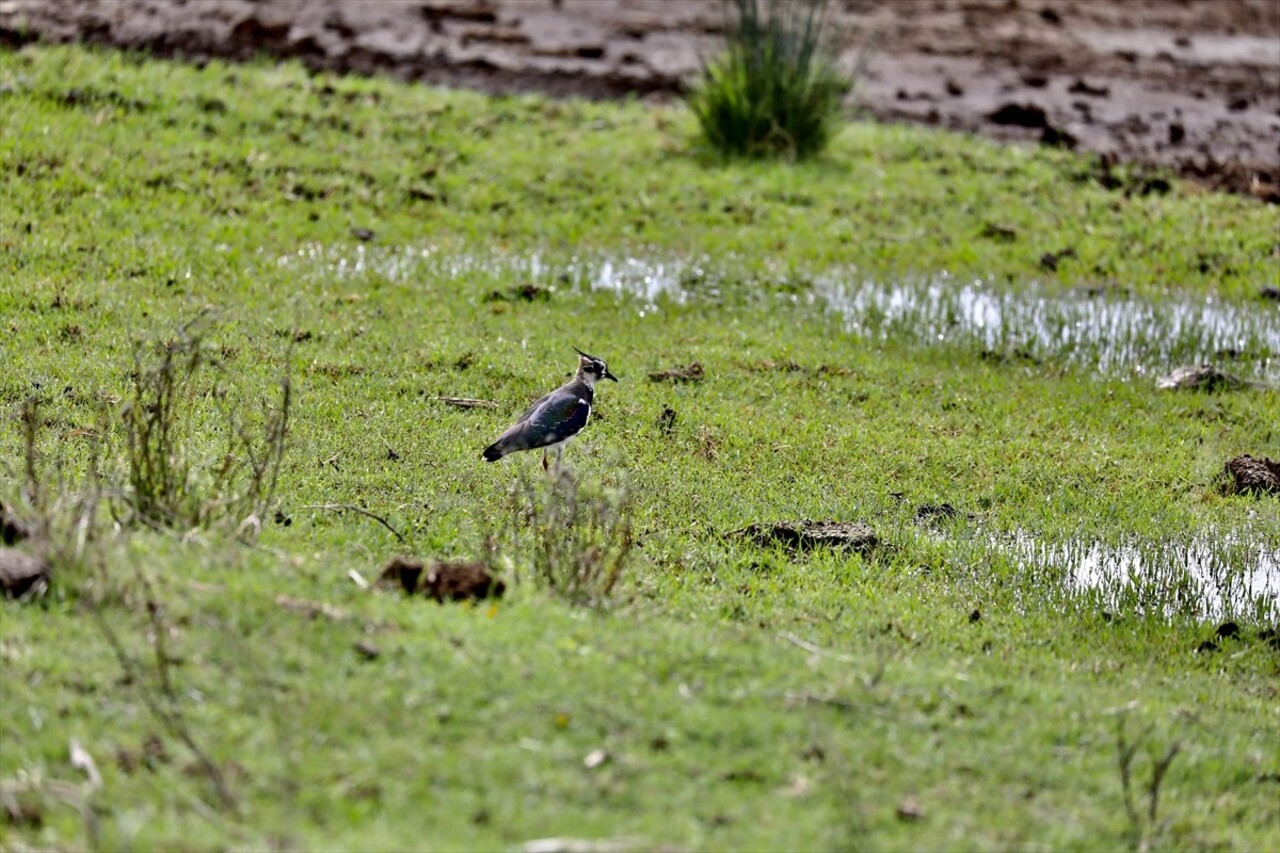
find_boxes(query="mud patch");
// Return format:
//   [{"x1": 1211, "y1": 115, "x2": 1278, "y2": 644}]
[
  {"x1": 647, "y1": 362, "x2": 704, "y2": 383},
  {"x1": 1224, "y1": 455, "x2": 1280, "y2": 497},
  {"x1": 736, "y1": 520, "x2": 878, "y2": 555},
  {"x1": 378, "y1": 555, "x2": 505, "y2": 603},
  {"x1": 0, "y1": 550, "x2": 50, "y2": 599},
  {"x1": 7, "y1": 0, "x2": 1275, "y2": 197}
]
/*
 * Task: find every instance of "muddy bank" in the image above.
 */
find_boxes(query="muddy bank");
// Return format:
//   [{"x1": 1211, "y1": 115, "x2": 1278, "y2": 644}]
[{"x1": 3, "y1": 0, "x2": 1277, "y2": 196}]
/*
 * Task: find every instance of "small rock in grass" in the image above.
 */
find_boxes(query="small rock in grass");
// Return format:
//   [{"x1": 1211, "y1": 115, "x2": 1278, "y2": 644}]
[
  {"x1": 735, "y1": 520, "x2": 878, "y2": 555},
  {"x1": 1224, "y1": 455, "x2": 1280, "y2": 496},
  {"x1": 1155, "y1": 365, "x2": 1247, "y2": 391},
  {"x1": 378, "y1": 555, "x2": 505, "y2": 603},
  {"x1": 896, "y1": 795, "x2": 925, "y2": 821}
]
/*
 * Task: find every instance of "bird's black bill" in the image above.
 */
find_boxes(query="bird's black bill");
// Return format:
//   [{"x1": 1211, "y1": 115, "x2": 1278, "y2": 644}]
[{"x1": 604, "y1": 370, "x2": 619, "y2": 382}]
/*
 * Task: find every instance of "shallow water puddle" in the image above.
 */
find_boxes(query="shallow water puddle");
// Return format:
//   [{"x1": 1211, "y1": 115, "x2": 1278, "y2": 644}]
[
  {"x1": 274, "y1": 247, "x2": 1279, "y2": 381},
  {"x1": 996, "y1": 529, "x2": 1280, "y2": 620}
]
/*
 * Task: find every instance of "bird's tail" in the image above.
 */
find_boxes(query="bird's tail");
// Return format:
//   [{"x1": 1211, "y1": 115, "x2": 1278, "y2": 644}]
[{"x1": 481, "y1": 442, "x2": 505, "y2": 462}]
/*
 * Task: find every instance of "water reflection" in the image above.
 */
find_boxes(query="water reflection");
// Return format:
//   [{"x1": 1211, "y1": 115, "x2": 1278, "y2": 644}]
[
  {"x1": 272, "y1": 246, "x2": 1279, "y2": 381},
  {"x1": 997, "y1": 529, "x2": 1279, "y2": 621}
]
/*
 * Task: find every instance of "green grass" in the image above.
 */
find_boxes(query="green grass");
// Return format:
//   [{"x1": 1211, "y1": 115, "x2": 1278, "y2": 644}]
[{"x1": 2, "y1": 45, "x2": 1279, "y2": 851}]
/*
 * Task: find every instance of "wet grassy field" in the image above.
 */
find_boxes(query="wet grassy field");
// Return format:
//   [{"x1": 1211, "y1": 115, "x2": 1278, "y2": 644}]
[{"x1": 2, "y1": 46, "x2": 1278, "y2": 850}]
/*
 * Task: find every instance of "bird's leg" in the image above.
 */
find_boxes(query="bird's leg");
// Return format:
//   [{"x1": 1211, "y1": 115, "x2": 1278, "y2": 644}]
[
  {"x1": 555, "y1": 446, "x2": 564, "y2": 473},
  {"x1": 542, "y1": 450, "x2": 549, "y2": 472}
]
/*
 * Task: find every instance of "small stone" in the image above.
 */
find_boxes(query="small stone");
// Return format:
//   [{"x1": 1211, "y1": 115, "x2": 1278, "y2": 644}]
[{"x1": 1155, "y1": 365, "x2": 1247, "y2": 392}]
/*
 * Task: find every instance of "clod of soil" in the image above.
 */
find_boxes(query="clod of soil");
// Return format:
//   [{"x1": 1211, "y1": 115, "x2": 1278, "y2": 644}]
[
  {"x1": 483, "y1": 283, "x2": 551, "y2": 303},
  {"x1": 1155, "y1": 365, "x2": 1247, "y2": 391},
  {"x1": 1039, "y1": 246, "x2": 1077, "y2": 272},
  {"x1": 1259, "y1": 286, "x2": 1280, "y2": 302},
  {"x1": 987, "y1": 102, "x2": 1049, "y2": 128},
  {"x1": 735, "y1": 520, "x2": 878, "y2": 555},
  {"x1": 647, "y1": 362, "x2": 704, "y2": 383},
  {"x1": 1223, "y1": 455, "x2": 1280, "y2": 496},
  {"x1": 378, "y1": 555, "x2": 505, "y2": 603},
  {"x1": 0, "y1": 501, "x2": 34, "y2": 545},
  {"x1": 914, "y1": 503, "x2": 960, "y2": 524},
  {"x1": 656, "y1": 405, "x2": 677, "y2": 436},
  {"x1": 0, "y1": 550, "x2": 50, "y2": 599},
  {"x1": 1067, "y1": 79, "x2": 1110, "y2": 98}
]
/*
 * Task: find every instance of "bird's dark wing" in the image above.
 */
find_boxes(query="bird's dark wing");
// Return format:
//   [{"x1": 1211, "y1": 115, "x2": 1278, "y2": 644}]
[
  {"x1": 516, "y1": 388, "x2": 556, "y2": 424},
  {"x1": 505, "y1": 387, "x2": 591, "y2": 450}
]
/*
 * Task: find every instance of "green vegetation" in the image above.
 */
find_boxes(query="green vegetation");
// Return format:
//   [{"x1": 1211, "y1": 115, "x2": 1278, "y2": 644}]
[
  {"x1": 2, "y1": 45, "x2": 1279, "y2": 851},
  {"x1": 688, "y1": 0, "x2": 851, "y2": 160}
]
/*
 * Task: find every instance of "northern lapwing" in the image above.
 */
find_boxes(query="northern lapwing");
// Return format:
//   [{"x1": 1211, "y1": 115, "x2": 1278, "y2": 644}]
[{"x1": 482, "y1": 348, "x2": 618, "y2": 470}]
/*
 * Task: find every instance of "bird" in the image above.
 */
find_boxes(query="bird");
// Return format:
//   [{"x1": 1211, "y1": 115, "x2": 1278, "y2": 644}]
[{"x1": 482, "y1": 347, "x2": 618, "y2": 471}]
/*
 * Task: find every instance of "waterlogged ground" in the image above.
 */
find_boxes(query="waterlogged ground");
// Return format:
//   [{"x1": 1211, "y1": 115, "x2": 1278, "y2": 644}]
[
  {"x1": 277, "y1": 244, "x2": 1280, "y2": 620},
  {"x1": 278, "y1": 245, "x2": 1280, "y2": 382},
  {"x1": 2, "y1": 45, "x2": 1279, "y2": 851}
]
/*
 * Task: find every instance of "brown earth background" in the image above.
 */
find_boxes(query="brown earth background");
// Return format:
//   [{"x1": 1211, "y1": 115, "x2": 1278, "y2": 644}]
[{"x1": 3, "y1": 0, "x2": 1278, "y2": 198}]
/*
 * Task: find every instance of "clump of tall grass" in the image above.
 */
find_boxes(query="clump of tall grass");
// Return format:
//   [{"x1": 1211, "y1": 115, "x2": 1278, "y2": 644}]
[
  {"x1": 499, "y1": 468, "x2": 634, "y2": 607},
  {"x1": 121, "y1": 316, "x2": 290, "y2": 534},
  {"x1": 687, "y1": 0, "x2": 853, "y2": 160}
]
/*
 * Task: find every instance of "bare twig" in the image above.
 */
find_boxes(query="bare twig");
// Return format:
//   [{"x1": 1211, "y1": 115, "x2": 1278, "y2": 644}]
[
  {"x1": 1114, "y1": 713, "x2": 1182, "y2": 850},
  {"x1": 1115, "y1": 716, "x2": 1145, "y2": 830},
  {"x1": 91, "y1": 578, "x2": 236, "y2": 811},
  {"x1": 433, "y1": 396, "x2": 498, "y2": 409},
  {"x1": 1147, "y1": 741, "x2": 1182, "y2": 823},
  {"x1": 301, "y1": 503, "x2": 407, "y2": 543},
  {"x1": 779, "y1": 631, "x2": 858, "y2": 663}
]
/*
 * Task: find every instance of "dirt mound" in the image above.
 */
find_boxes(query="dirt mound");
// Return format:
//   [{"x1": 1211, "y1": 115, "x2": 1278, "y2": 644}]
[
  {"x1": 0, "y1": 550, "x2": 50, "y2": 599},
  {"x1": 3, "y1": 0, "x2": 1276, "y2": 198},
  {"x1": 1224, "y1": 455, "x2": 1280, "y2": 496},
  {"x1": 736, "y1": 520, "x2": 878, "y2": 554},
  {"x1": 378, "y1": 555, "x2": 506, "y2": 602}
]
